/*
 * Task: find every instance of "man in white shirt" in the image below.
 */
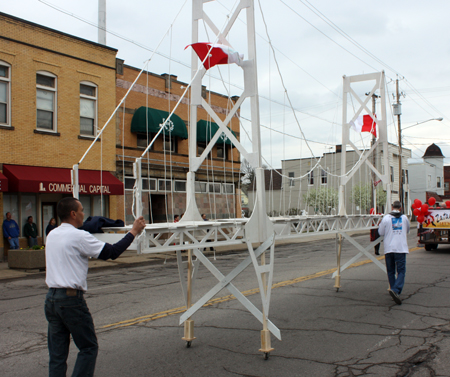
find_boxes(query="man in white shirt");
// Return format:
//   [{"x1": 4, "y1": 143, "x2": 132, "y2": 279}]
[
  {"x1": 45, "y1": 197, "x2": 145, "y2": 377},
  {"x1": 378, "y1": 201, "x2": 410, "y2": 305}
]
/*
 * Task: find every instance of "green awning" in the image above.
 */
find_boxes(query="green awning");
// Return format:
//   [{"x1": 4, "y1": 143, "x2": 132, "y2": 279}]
[
  {"x1": 197, "y1": 120, "x2": 237, "y2": 146},
  {"x1": 131, "y1": 107, "x2": 188, "y2": 139}
]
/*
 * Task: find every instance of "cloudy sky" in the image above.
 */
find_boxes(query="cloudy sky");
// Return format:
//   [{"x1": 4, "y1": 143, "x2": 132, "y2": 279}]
[{"x1": 3, "y1": 0, "x2": 450, "y2": 168}]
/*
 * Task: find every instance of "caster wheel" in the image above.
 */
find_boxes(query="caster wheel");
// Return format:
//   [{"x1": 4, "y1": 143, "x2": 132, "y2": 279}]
[
  {"x1": 264, "y1": 352, "x2": 269, "y2": 360},
  {"x1": 186, "y1": 341, "x2": 192, "y2": 348}
]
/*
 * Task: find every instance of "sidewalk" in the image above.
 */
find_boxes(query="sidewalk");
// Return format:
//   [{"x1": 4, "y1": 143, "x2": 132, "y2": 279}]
[{"x1": 0, "y1": 245, "x2": 246, "y2": 282}]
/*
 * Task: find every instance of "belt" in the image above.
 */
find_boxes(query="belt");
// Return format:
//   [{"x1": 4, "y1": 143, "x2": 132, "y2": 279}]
[{"x1": 49, "y1": 287, "x2": 84, "y2": 297}]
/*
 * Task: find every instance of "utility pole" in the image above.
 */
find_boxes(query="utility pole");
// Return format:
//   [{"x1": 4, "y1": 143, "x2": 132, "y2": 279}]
[
  {"x1": 394, "y1": 77, "x2": 403, "y2": 208},
  {"x1": 366, "y1": 92, "x2": 379, "y2": 212}
]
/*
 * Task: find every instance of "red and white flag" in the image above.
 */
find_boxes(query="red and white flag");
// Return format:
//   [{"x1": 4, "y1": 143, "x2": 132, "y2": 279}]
[
  {"x1": 350, "y1": 114, "x2": 377, "y2": 137},
  {"x1": 186, "y1": 43, "x2": 244, "y2": 70}
]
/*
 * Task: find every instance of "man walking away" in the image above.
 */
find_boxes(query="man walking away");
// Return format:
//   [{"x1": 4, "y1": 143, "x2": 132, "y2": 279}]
[
  {"x1": 45, "y1": 197, "x2": 146, "y2": 377},
  {"x1": 378, "y1": 201, "x2": 410, "y2": 305}
]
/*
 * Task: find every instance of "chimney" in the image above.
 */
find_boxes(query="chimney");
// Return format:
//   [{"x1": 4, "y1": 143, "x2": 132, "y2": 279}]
[{"x1": 98, "y1": 0, "x2": 106, "y2": 45}]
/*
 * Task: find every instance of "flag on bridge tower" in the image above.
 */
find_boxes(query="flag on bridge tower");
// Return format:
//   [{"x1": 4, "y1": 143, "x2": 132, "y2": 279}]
[
  {"x1": 186, "y1": 43, "x2": 244, "y2": 70},
  {"x1": 350, "y1": 114, "x2": 377, "y2": 137}
]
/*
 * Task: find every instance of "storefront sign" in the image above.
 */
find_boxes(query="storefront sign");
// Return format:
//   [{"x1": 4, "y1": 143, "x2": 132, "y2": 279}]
[{"x1": 39, "y1": 182, "x2": 112, "y2": 194}]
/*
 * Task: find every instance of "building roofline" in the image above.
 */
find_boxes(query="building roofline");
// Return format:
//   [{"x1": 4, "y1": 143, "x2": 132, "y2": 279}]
[
  {"x1": 0, "y1": 12, "x2": 118, "y2": 53},
  {"x1": 121, "y1": 64, "x2": 239, "y2": 101}
]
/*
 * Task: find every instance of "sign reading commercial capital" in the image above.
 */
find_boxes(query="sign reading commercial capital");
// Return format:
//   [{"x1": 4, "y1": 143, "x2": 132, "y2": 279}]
[{"x1": 39, "y1": 182, "x2": 111, "y2": 194}]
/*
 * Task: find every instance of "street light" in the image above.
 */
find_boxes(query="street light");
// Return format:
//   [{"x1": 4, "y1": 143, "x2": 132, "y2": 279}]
[{"x1": 402, "y1": 117, "x2": 443, "y2": 131}]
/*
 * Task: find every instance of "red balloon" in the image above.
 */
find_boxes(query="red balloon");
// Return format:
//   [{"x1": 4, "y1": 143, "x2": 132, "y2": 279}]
[
  {"x1": 412, "y1": 203, "x2": 417, "y2": 210},
  {"x1": 417, "y1": 215, "x2": 425, "y2": 223},
  {"x1": 370, "y1": 208, "x2": 375, "y2": 215},
  {"x1": 413, "y1": 208, "x2": 421, "y2": 216},
  {"x1": 428, "y1": 197, "x2": 436, "y2": 206},
  {"x1": 421, "y1": 204, "x2": 429, "y2": 213},
  {"x1": 446, "y1": 200, "x2": 450, "y2": 208},
  {"x1": 414, "y1": 199, "x2": 422, "y2": 207}
]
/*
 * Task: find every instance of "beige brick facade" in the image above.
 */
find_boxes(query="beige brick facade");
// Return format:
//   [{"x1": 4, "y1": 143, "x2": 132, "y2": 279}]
[
  {"x1": 115, "y1": 65, "x2": 242, "y2": 223},
  {"x1": 0, "y1": 13, "x2": 119, "y2": 259}
]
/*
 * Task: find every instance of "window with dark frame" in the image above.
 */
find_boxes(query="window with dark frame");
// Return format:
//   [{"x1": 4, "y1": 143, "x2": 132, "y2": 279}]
[
  {"x1": 36, "y1": 72, "x2": 56, "y2": 131},
  {"x1": 321, "y1": 169, "x2": 327, "y2": 184},
  {"x1": 308, "y1": 170, "x2": 314, "y2": 185},
  {"x1": 288, "y1": 172, "x2": 295, "y2": 186},
  {"x1": 0, "y1": 62, "x2": 10, "y2": 126},
  {"x1": 80, "y1": 83, "x2": 97, "y2": 136},
  {"x1": 217, "y1": 143, "x2": 228, "y2": 160}
]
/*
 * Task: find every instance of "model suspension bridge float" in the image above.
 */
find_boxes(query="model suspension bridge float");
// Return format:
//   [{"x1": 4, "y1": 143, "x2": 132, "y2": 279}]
[{"x1": 68, "y1": 0, "x2": 403, "y2": 359}]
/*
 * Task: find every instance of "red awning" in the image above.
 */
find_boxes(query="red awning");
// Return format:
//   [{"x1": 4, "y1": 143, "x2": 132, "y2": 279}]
[
  {"x1": 3, "y1": 165, "x2": 123, "y2": 195},
  {"x1": 0, "y1": 171, "x2": 8, "y2": 192}
]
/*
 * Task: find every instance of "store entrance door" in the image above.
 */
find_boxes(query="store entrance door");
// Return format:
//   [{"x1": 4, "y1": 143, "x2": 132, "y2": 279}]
[{"x1": 42, "y1": 202, "x2": 57, "y2": 244}]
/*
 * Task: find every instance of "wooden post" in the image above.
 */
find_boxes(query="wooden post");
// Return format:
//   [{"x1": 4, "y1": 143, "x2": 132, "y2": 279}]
[{"x1": 182, "y1": 249, "x2": 196, "y2": 346}]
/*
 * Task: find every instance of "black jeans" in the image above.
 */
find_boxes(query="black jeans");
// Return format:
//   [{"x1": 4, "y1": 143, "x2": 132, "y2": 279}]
[{"x1": 45, "y1": 288, "x2": 98, "y2": 377}]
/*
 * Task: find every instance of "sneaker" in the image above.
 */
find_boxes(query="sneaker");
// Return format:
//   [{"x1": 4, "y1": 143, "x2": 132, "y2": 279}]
[{"x1": 389, "y1": 289, "x2": 402, "y2": 305}]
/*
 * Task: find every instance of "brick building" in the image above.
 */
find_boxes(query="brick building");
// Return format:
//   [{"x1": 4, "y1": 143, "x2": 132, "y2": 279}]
[
  {"x1": 0, "y1": 12, "x2": 121, "y2": 257},
  {"x1": 0, "y1": 12, "x2": 243, "y2": 260},
  {"x1": 115, "y1": 65, "x2": 241, "y2": 223}
]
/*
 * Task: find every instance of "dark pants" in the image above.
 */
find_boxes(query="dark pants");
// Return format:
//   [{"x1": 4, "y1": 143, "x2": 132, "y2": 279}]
[
  {"x1": 385, "y1": 253, "x2": 406, "y2": 295},
  {"x1": 28, "y1": 237, "x2": 38, "y2": 247},
  {"x1": 45, "y1": 288, "x2": 98, "y2": 377}
]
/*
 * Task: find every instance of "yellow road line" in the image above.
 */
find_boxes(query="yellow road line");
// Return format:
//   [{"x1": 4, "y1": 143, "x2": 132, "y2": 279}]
[{"x1": 102, "y1": 246, "x2": 421, "y2": 330}]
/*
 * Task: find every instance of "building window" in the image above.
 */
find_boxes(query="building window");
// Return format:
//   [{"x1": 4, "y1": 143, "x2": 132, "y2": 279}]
[
  {"x1": 143, "y1": 178, "x2": 156, "y2": 191},
  {"x1": 195, "y1": 181, "x2": 207, "y2": 193},
  {"x1": 136, "y1": 133, "x2": 149, "y2": 148},
  {"x1": 428, "y1": 174, "x2": 431, "y2": 188},
  {"x1": 402, "y1": 169, "x2": 405, "y2": 184},
  {"x1": 80, "y1": 82, "x2": 97, "y2": 136},
  {"x1": 289, "y1": 172, "x2": 295, "y2": 186},
  {"x1": 174, "y1": 180, "x2": 186, "y2": 192},
  {"x1": 0, "y1": 61, "x2": 10, "y2": 126},
  {"x1": 222, "y1": 183, "x2": 234, "y2": 193},
  {"x1": 158, "y1": 179, "x2": 172, "y2": 192},
  {"x1": 163, "y1": 135, "x2": 176, "y2": 153},
  {"x1": 308, "y1": 170, "x2": 314, "y2": 185},
  {"x1": 217, "y1": 144, "x2": 228, "y2": 160},
  {"x1": 321, "y1": 169, "x2": 327, "y2": 185},
  {"x1": 197, "y1": 142, "x2": 211, "y2": 159},
  {"x1": 124, "y1": 177, "x2": 135, "y2": 189},
  {"x1": 390, "y1": 166, "x2": 394, "y2": 182},
  {"x1": 208, "y1": 183, "x2": 221, "y2": 193},
  {"x1": 437, "y1": 176, "x2": 441, "y2": 188},
  {"x1": 36, "y1": 72, "x2": 57, "y2": 131},
  {"x1": 406, "y1": 170, "x2": 409, "y2": 184},
  {"x1": 445, "y1": 182, "x2": 449, "y2": 191}
]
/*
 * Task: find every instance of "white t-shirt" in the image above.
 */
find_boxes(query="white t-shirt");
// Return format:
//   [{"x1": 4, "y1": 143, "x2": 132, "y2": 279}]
[
  {"x1": 45, "y1": 223, "x2": 105, "y2": 291},
  {"x1": 378, "y1": 212, "x2": 410, "y2": 254}
]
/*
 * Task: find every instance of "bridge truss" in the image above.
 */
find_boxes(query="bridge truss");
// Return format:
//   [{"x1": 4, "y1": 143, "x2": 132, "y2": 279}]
[{"x1": 73, "y1": 0, "x2": 391, "y2": 359}]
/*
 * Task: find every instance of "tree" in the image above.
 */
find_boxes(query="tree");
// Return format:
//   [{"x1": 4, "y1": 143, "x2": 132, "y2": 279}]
[
  {"x1": 240, "y1": 158, "x2": 267, "y2": 195},
  {"x1": 351, "y1": 183, "x2": 387, "y2": 212},
  {"x1": 303, "y1": 187, "x2": 338, "y2": 215},
  {"x1": 240, "y1": 158, "x2": 255, "y2": 187}
]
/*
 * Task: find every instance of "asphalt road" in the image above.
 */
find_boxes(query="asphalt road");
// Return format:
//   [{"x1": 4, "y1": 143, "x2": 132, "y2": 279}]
[{"x1": 1, "y1": 231, "x2": 450, "y2": 377}]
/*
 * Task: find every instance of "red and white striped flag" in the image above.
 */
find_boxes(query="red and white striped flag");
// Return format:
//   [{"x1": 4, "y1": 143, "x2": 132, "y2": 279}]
[
  {"x1": 350, "y1": 114, "x2": 377, "y2": 137},
  {"x1": 186, "y1": 43, "x2": 244, "y2": 70}
]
